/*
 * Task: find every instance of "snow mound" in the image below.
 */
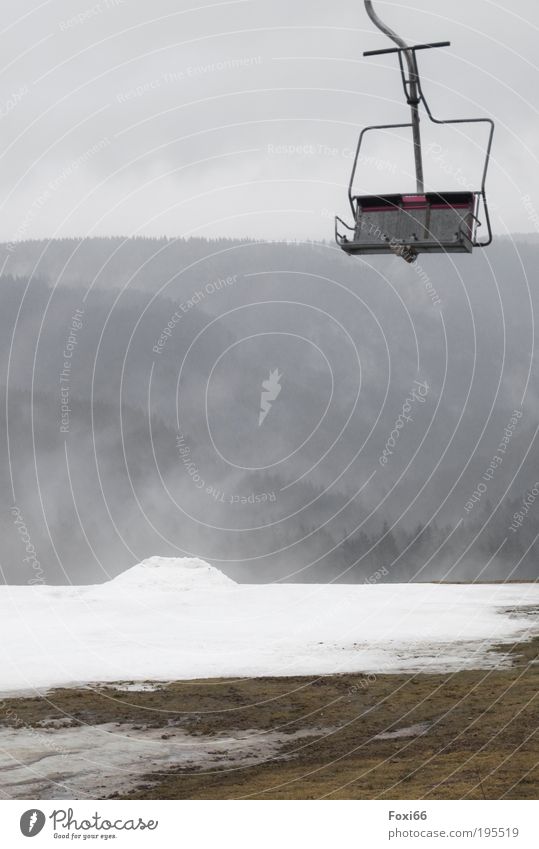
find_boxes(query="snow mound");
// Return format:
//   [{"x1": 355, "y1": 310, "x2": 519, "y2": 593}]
[{"x1": 107, "y1": 556, "x2": 235, "y2": 591}]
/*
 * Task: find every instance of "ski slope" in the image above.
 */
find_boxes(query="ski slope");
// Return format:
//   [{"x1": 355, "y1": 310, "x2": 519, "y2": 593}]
[{"x1": 1, "y1": 557, "x2": 538, "y2": 694}]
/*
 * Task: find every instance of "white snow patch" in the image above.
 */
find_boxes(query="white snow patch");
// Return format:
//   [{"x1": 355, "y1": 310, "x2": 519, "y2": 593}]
[
  {"x1": 95, "y1": 682, "x2": 166, "y2": 693},
  {"x1": 374, "y1": 722, "x2": 431, "y2": 741},
  {"x1": 1, "y1": 557, "x2": 538, "y2": 694}
]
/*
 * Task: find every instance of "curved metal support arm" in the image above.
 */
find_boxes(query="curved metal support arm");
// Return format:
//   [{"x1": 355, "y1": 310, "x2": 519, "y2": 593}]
[
  {"x1": 364, "y1": 1, "x2": 424, "y2": 192},
  {"x1": 364, "y1": 1, "x2": 420, "y2": 103},
  {"x1": 364, "y1": 1, "x2": 412, "y2": 69}
]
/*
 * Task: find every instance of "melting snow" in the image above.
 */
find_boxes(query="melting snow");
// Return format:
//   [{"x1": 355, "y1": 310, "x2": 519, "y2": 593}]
[
  {"x1": 1, "y1": 556, "x2": 538, "y2": 694},
  {"x1": 0, "y1": 721, "x2": 321, "y2": 799}
]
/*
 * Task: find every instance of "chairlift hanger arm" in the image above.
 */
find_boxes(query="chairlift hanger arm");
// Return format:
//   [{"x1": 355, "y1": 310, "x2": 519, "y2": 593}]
[
  {"x1": 364, "y1": 0, "x2": 424, "y2": 191},
  {"x1": 363, "y1": 18, "x2": 494, "y2": 201},
  {"x1": 334, "y1": 2, "x2": 496, "y2": 257},
  {"x1": 362, "y1": 3, "x2": 494, "y2": 238},
  {"x1": 364, "y1": 1, "x2": 413, "y2": 61}
]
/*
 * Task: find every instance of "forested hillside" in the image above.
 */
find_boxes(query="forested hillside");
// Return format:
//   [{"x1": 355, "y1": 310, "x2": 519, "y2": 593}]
[{"x1": 1, "y1": 236, "x2": 537, "y2": 584}]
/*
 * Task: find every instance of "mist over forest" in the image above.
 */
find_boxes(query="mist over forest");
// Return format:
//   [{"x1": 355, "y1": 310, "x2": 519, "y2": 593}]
[{"x1": 1, "y1": 235, "x2": 538, "y2": 585}]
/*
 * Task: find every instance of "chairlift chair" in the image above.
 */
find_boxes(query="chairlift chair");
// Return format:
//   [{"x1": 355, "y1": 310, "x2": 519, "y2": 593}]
[{"x1": 335, "y1": 1, "x2": 495, "y2": 263}]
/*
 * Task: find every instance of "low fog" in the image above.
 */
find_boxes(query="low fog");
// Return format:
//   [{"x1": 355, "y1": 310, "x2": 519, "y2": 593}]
[{"x1": 1, "y1": 236, "x2": 538, "y2": 585}]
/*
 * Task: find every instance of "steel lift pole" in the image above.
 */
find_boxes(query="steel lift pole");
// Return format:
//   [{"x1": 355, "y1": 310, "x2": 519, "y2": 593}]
[{"x1": 364, "y1": 0, "x2": 425, "y2": 194}]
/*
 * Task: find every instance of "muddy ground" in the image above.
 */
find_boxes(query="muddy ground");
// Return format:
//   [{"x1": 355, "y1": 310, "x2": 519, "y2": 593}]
[{"x1": 0, "y1": 636, "x2": 537, "y2": 800}]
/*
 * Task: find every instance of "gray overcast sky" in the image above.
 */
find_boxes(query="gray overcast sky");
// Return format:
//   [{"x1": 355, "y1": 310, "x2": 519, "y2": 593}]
[{"x1": 0, "y1": 0, "x2": 538, "y2": 242}]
